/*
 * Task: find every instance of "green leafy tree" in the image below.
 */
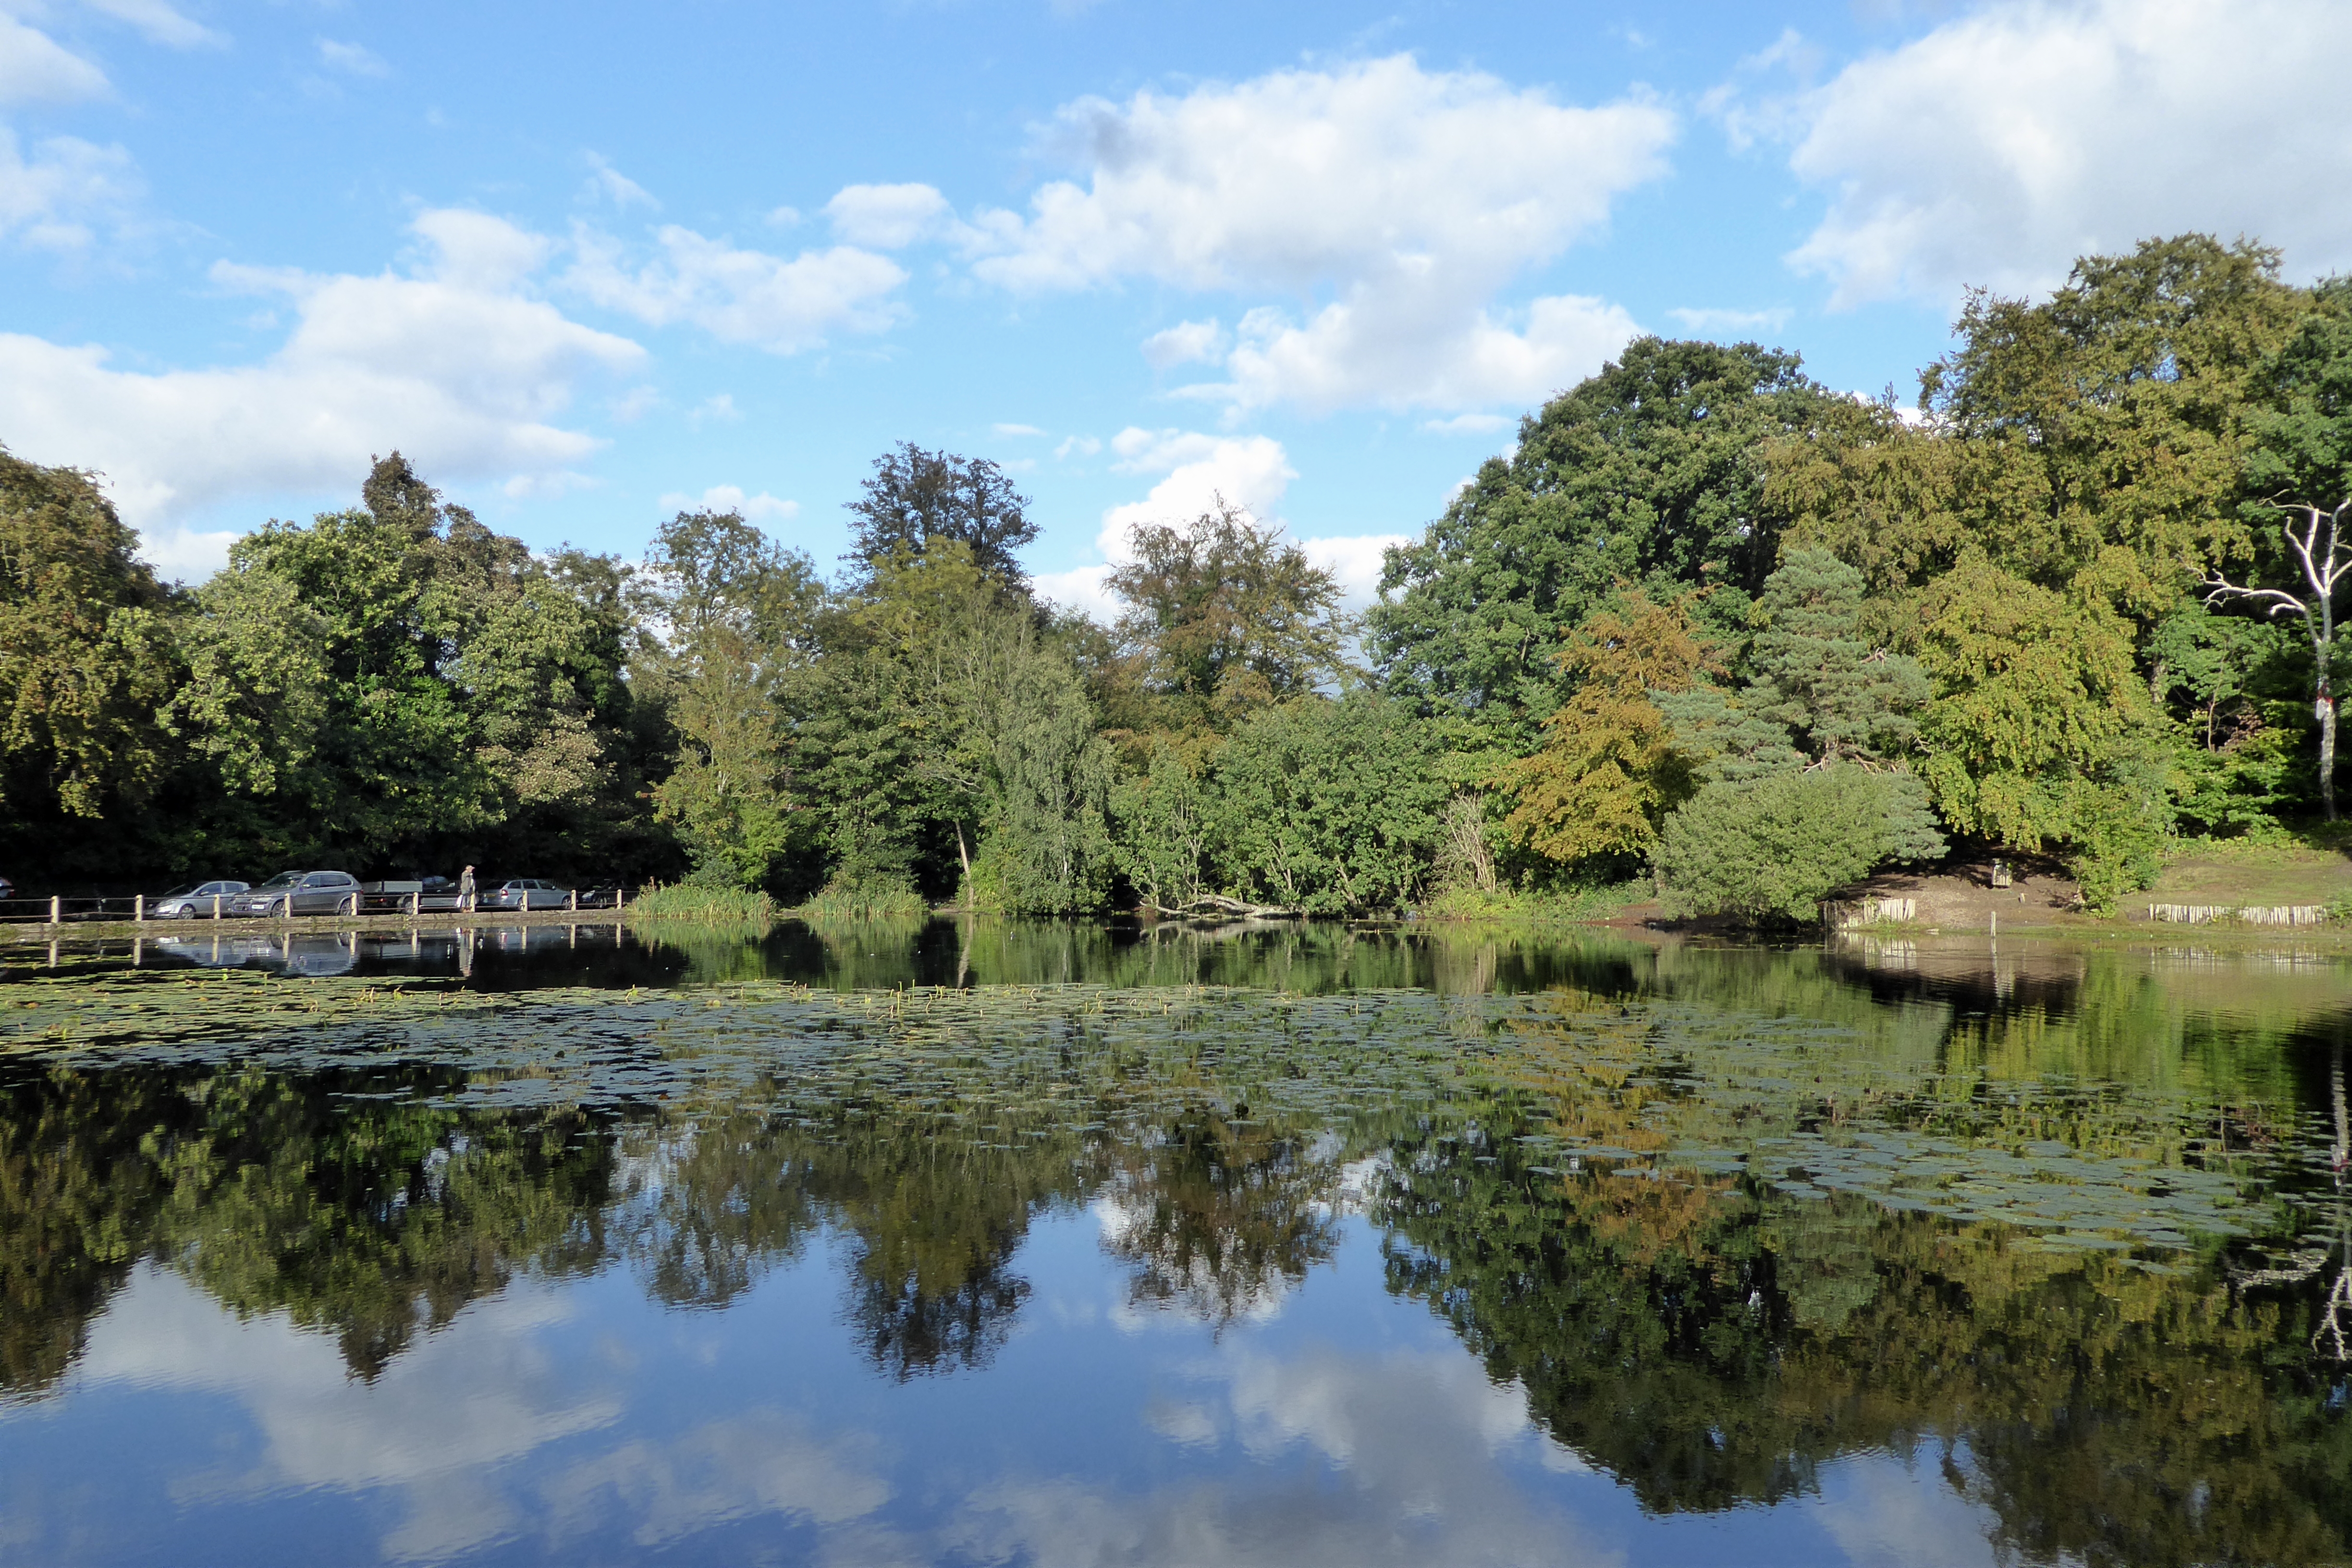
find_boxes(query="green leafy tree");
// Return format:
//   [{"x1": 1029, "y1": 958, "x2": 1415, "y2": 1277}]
[
  {"x1": 1112, "y1": 739, "x2": 1213, "y2": 913},
  {"x1": 787, "y1": 545, "x2": 1113, "y2": 909},
  {"x1": 1371, "y1": 338, "x2": 1835, "y2": 739},
  {"x1": 1108, "y1": 500, "x2": 1352, "y2": 731},
  {"x1": 0, "y1": 448, "x2": 176, "y2": 836},
  {"x1": 1918, "y1": 234, "x2": 2305, "y2": 617},
  {"x1": 845, "y1": 442, "x2": 1037, "y2": 587},
  {"x1": 640, "y1": 508, "x2": 823, "y2": 888},
  {"x1": 1205, "y1": 693, "x2": 1451, "y2": 914},
  {"x1": 1910, "y1": 550, "x2": 2168, "y2": 903},
  {"x1": 163, "y1": 566, "x2": 329, "y2": 798},
  {"x1": 1643, "y1": 551, "x2": 1943, "y2": 918},
  {"x1": 175, "y1": 455, "x2": 647, "y2": 876},
  {"x1": 2202, "y1": 279, "x2": 2352, "y2": 817}
]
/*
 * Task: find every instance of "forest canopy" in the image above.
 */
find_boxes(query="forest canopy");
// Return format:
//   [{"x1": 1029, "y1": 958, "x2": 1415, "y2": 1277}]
[{"x1": 6, "y1": 233, "x2": 2350, "y2": 919}]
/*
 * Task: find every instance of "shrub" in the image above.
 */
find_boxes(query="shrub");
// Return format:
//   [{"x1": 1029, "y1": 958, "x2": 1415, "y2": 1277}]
[
  {"x1": 1652, "y1": 768, "x2": 1945, "y2": 923},
  {"x1": 625, "y1": 882, "x2": 779, "y2": 928},
  {"x1": 793, "y1": 875, "x2": 927, "y2": 919}
]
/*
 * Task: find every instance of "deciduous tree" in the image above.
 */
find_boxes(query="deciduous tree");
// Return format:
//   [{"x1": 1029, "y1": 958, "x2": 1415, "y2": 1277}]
[{"x1": 1372, "y1": 338, "x2": 1835, "y2": 739}]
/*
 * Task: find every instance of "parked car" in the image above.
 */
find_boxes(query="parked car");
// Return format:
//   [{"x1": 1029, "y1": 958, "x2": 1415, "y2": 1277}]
[
  {"x1": 478, "y1": 878, "x2": 576, "y2": 911},
  {"x1": 226, "y1": 870, "x2": 363, "y2": 917},
  {"x1": 151, "y1": 880, "x2": 250, "y2": 919},
  {"x1": 0, "y1": 873, "x2": 13, "y2": 902},
  {"x1": 360, "y1": 878, "x2": 464, "y2": 914}
]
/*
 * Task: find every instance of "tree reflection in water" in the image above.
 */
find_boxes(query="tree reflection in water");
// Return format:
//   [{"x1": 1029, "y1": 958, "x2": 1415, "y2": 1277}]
[{"x1": 2, "y1": 936, "x2": 2352, "y2": 1565}]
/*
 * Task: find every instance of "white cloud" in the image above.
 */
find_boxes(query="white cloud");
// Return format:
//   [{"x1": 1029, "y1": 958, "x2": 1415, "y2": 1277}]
[
  {"x1": 823, "y1": 182, "x2": 949, "y2": 249},
  {"x1": 953, "y1": 1343, "x2": 1615, "y2": 1568},
  {"x1": 139, "y1": 523, "x2": 241, "y2": 582},
  {"x1": 0, "y1": 208, "x2": 643, "y2": 549},
  {"x1": 992, "y1": 422, "x2": 1046, "y2": 437},
  {"x1": 1301, "y1": 533, "x2": 1407, "y2": 606},
  {"x1": 567, "y1": 223, "x2": 906, "y2": 353},
  {"x1": 968, "y1": 55, "x2": 1671, "y2": 294},
  {"x1": 0, "y1": 126, "x2": 139, "y2": 250},
  {"x1": 1195, "y1": 290, "x2": 1640, "y2": 414},
  {"x1": 79, "y1": 0, "x2": 222, "y2": 49},
  {"x1": 77, "y1": 1268, "x2": 622, "y2": 1562},
  {"x1": 1765, "y1": 0, "x2": 2352, "y2": 306},
  {"x1": 0, "y1": 12, "x2": 109, "y2": 104},
  {"x1": 960, "y1": 55, "x2": 1670, "y2": 411},
  {"x1": 657, "y1": 484, "x2": 797, "y2": 522},
  {"x1": 1421, "y1": 412, "x2": 1513, "y2": 436},
  {"x1": 1665, "y1": 305, "x2": 1792, "y2": 334},
  {"x1": 1029, "y1": 562, "x2": 1121, "y2": 624},
  {"x1": 690, "y1": 392, "x2": 739, "y2": 424},
  {"x1": 583, "y1": 154, "x2": 656, "y2": 209},
  {"x1": 316, "y1": 38, "x2": 388, "y2": 77},
  {"x1": 1054, "y1": 434, "x2": 1101, "y2": 460},
  {"x1": 1102, "y1": 427, "x2": 1294, "y2": 528},
  {"x1": 1140, "y1": 318, "x2": 1226, "y2": 370}
]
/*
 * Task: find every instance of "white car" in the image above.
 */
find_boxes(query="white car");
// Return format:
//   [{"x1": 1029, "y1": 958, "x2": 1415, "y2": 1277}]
[{"x1": 151, "y1": 880, "x2": 250, "y2": 918}]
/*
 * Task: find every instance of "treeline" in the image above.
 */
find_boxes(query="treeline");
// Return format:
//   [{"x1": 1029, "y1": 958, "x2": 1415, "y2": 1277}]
[{"x1": 5, "y1": 233, "x2": 2350, "y2": 915}]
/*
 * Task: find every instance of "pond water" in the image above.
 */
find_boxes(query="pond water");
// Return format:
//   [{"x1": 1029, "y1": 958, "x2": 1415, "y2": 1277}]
[{"x1": 4, "y1": 918, "x2": 2352, "y2": 1566}]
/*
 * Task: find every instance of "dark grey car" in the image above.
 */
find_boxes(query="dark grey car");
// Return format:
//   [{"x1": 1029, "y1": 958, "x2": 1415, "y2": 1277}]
[
  {"x1": 151, "y1": 880, "x2": 250, "y2": 919},
  {"x1": 225, "y1": 870, "x2": 363, "y2": 917},
  {"x1": 361, "y1": 879, "x2": 464, "y2": 914}
]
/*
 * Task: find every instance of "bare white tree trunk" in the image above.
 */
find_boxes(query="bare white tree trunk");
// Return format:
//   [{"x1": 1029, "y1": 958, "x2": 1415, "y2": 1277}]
[{"x1": 2203, "y1": 497, "x2": 2351, "y2": 821}]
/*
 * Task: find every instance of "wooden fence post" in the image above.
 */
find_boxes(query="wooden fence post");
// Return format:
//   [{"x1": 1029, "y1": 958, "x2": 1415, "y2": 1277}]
[
  {"x1": 134, "y1": 894, "x2": 144, "y2": 924},
  {"x1": 411, "y1": 889, "x2": 420, "y2": 918},
  {"x1": 49, "y1": 895, "x2": 60, "y2": 926},
  {"x1": 212, "y1": 894, "x2": 222, "y2": 920},
  {"x1": 569, "y1": 888, "x2": 577, "y2": 913}
]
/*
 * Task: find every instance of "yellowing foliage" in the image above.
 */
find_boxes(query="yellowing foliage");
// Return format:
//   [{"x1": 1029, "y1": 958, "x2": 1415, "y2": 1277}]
[{"x1": 1500, "y1": 592, "x2": 1717, "y2": 867}]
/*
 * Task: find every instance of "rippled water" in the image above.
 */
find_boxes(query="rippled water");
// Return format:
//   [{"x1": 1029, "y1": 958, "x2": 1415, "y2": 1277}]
[{"x1": 3, "y1": 918, "x2": 2351, "y2": 1566}]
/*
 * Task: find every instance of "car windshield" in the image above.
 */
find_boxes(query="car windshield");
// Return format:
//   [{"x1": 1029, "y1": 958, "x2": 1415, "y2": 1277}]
[
  {"x1": 162, "y1": 884, "x2": 196, "y2": 897},
  {"x1": 254, "y1": 872, "x2": 301, "y2": 890}
]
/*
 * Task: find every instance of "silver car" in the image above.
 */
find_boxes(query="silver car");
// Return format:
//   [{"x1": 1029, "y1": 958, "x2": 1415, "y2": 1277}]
[
  {"x1": 479, "y1": 877, "x2": 576, "y2": 911},
  {"x1": 225, "y1": 870, "x2": 363, "y2": 917},
  {"x1": 151, "y1": 880, "x2": 249, "y2": 918}
]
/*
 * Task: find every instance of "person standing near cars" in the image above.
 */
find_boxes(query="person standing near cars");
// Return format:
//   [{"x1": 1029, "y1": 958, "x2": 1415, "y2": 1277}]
[{"x1": 458, "y1": 864, "x2": 477, "y2": 912}]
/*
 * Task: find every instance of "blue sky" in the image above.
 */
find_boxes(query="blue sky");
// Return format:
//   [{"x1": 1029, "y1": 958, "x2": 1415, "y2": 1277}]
[{"x1": 2, "y1": 0, "x2": 2345, "y2": 612}]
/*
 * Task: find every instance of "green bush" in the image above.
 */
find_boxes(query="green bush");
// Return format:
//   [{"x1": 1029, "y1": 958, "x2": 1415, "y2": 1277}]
[
  {"x1": 625, "y1": 882, "x2": 779, "y2": 928},
  {"x1": 1652, "y1": 768, "x2": 1945, "y2": 923},
  {"x1": 792, "y1": 876, "x2": 927, "y2": 919},
  {"x1": 1420, "y1": 882, "x2": 1645, "y2": 923},
  {"x1": 1207, "y1": 693, "x2": 1452, "y2": 914}
]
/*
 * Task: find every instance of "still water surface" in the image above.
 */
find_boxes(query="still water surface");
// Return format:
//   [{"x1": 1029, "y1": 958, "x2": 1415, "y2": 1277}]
[{"x1": 4, "y1": 919, "x2": 2352, "y2": 1566}]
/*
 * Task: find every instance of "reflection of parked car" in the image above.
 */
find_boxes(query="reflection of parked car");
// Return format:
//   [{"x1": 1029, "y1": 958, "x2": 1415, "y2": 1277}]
[
  {"x1": 154, "y1": 932, "x2": 356, "y2": 976},
  {"x1": 479, "y1": 878, "x2": 575, "y2": 911},
  {"x1": 226, "y1": 870, "x2": 363, "y2": 917},
  {"x1": 151, "y1": 880, "x2": 249, "y2": 918}
]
